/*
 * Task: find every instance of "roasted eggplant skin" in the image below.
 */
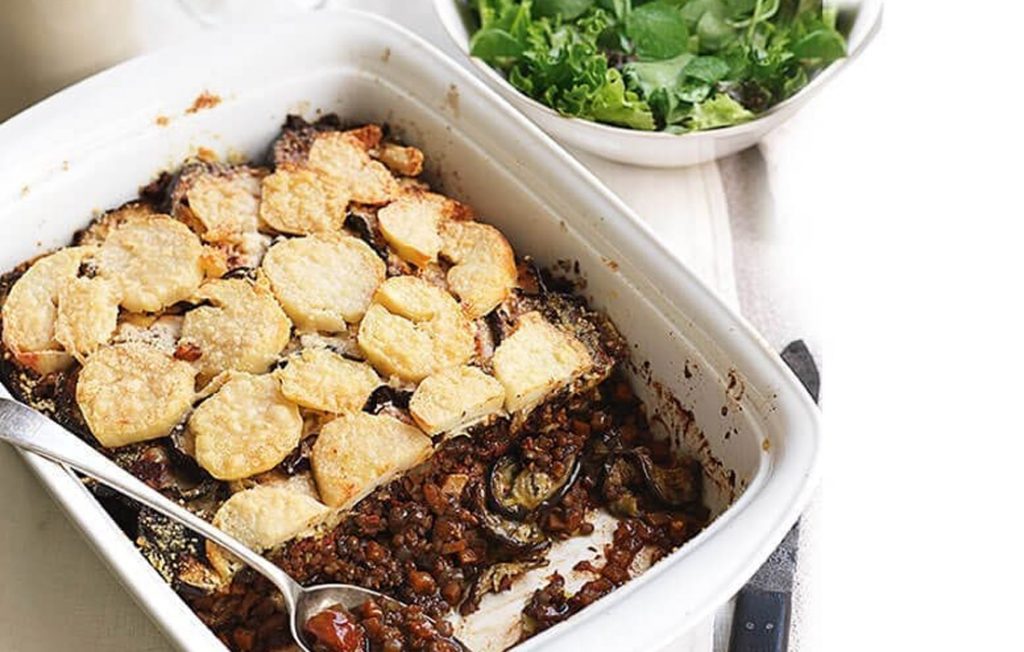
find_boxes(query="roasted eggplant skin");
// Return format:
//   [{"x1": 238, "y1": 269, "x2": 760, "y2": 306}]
[
  {"x1": 487, "y1": 452, "x2": 581, "y2": 521},
  {"x1": 469, "y1": 481, "x2": 550, "y2": 556},
  {"x1": 600, "y1": 447, "x2": 702, "y2": 516}
]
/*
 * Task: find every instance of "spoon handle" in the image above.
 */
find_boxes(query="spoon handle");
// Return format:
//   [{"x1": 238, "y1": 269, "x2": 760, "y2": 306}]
[{"x1": 0, "y1": 397, "x2": 303, "y2": 607}]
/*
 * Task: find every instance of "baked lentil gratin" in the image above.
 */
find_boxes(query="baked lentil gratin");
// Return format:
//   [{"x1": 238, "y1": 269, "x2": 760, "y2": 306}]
[{"x1": 0, "y1": 115, "x2": 710, "y2": 652}]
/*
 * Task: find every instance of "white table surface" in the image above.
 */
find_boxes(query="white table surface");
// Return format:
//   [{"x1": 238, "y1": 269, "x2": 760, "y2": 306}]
[{"x1": 0, "y1": 0, "x2": 840, "y2": 649}]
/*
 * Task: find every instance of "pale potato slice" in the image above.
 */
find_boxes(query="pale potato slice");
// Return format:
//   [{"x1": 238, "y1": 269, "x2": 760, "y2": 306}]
[
  {"x1": 356, "y1": 305, "x2": 435, "y2": 380},
  {"x1": 376, "y1": 192, "x2": 473, "y2": 267},
  {"x1": 378, "y1": 142, "x2": 424, "y2": 177},
  {"x1": 259, "y1": 166, "x2": 349, "y2": 236},
  {"x1": 54, "y1": 276, "x2": 120, "y2": 362},
  {"x1": 491, "y1": 312, "x2": 592, "y2": 414},
  {"x1": 377, "y1": 196, "x2": 445, "y2": 267},
  {"x1": 1, "y1": 246, "x2": 95, "y2": 374},
  {"x1": 274, "y1": 347, "x2": 380, "y2": 414},
  {"x1": 179, "y1": 278, "x2": 292, "y2": 378},
  {"x1": 206, "y1": 484, "x2": 331, "y2": 579},
  {"x1": 74, "y1": 202, "x2": 156, "y2": 246},
  {"x1": 373, "y1": 274, "x2": 452, "y2": 321},
  {"x1": 410, "y1": 365, "x2": 505, "y2": 435},
  {"x1": 311, "y1": 412, "x2": 432, "y2": 508},
  {"x1": 76, "y1": 342, "x2": 196, "y2": 448},
  {"x1": 191, "y1": 373, "x2": 303, "y2": 481},
  {"x1": 96, "y1": 214, "x2": 204, "y2": 312},
  {"x1": 357, "y1": 276, "x2": 475, "y2": 382},
  {"x1": 440, "y1": 220, "x2": 517, "y2": 319},
  {"x1": 184, "y1": 172, "x2": 262, "y2": 243},
  {"x1": 262, "y1": 235, "x2": 385, "y2": 332},
  {"x1": 307, "y1": 130, "x2": 397, "y2": 205}
]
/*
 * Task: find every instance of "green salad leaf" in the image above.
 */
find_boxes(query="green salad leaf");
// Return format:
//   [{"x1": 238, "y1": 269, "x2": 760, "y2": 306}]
[
  {"x1": 689, "y1": 92, "x2": 754, "y2": 129},
  {"x1": 626, "y1": 1, "x2": 690, "y2": 60},
  {"x1": 468, "y1": 0, "x2": 845, "y2": 133},
  {"x1": 533, "y1": 0, "x2": 595, "y2": 19}
]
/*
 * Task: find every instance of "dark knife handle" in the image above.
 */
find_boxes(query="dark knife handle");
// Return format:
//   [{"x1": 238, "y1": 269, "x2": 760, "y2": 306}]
[
  {"x1": 728, "y1": 340, "x2": 818, "y2": 652},
  {"x1": 728, "y1": 589, "x2": 791, "y2": 652}
]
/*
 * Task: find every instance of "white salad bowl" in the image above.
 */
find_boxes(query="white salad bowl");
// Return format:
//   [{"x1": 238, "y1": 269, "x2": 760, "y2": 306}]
[{"x1": 433, "y1": 0, "x2": 882, "y2": 167}]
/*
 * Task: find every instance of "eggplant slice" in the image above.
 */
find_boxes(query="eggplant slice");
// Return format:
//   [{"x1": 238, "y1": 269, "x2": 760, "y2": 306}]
[{"x1": 488, "y1": 453, "x2": 581, "y2": 521}]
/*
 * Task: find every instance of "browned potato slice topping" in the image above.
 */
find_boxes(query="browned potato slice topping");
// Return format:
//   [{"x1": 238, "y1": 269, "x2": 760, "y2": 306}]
[
  {"x1": 182, "y1": 171, "x2": 262, "y2": 243},
  {"x1": 357, "y1": 276, "x2": 475, "y2": 382},
  {"x1": 74, "y1": 202, "x2": 156, "y2": 246},
  {"x1": 410, "y1": 365, "x2": 505, "y2": 435},
  {"x1": 1, "y1": 246, "x2": 95, "y2": 374},
  {"x1": 274, "y1": 347, "x2": 380, "y2": 414},
  {"x1": 206, "y1": 484, "x2": 331, "y2": 579},
  {"x1": 76, "y1": 342, "x2": 196, "y2": 448},
  {"x1": 179, "y1": 278, "x2": 292, "y2": 379},
  {"x1": 491, "y1": 312, "x2": 592, "y2": 414},
  {"x1": 259, "y1": 166, "x2": 349, "y2": 236},
  {"x1": 440, "y1": 220, "x2": 517, "y2": 319},
  {"x1": 262, "y1": 235, "x2": 385, "y2": 332},
  {"x1": 311, "y1": 412, "x2": 432, "y2": 508},
  {"x1": 191, "y1": 373, "x2": 303, "y2": 481},
  {"x1": 307, "y1": 130, "x2": 397, "y2": 206},
  {"x1": 377, "y1": 192, "x2": 472, "y2": 268},
  {"x1": 54, "y1": 276, "x2": 120, "y2": 362},
  {"x1": 95, "y1": 214, "x2": 204, "y2": 312},
  {"x1": 378, "y1": 142, "x2": 425, "y2": 177}
]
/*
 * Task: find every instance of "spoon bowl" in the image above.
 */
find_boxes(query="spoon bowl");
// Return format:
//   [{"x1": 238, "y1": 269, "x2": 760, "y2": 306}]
[{"x1": 0, "y1": 397, "x2": 468, "y2": 652}]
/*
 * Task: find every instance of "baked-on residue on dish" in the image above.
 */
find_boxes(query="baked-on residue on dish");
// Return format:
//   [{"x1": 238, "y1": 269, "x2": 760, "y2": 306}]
[{"x1": 0, "y1": 115, "x2": 710, "y2": 652}]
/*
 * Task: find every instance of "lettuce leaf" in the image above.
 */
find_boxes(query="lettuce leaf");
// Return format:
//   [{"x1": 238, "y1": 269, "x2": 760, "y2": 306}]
[{"x1": 688, "y1": 93, "x2": 754, "y2": 130}]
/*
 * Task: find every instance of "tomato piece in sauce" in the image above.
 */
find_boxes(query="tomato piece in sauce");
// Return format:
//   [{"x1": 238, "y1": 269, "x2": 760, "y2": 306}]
[{"x1": 303, "y1": 607, "x2": 367, "y2": 652}]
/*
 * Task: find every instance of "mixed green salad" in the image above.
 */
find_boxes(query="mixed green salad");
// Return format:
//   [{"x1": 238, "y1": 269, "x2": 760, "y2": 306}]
[{"x1": 468, "y1": 0, "x2": 847, "y2": 132}]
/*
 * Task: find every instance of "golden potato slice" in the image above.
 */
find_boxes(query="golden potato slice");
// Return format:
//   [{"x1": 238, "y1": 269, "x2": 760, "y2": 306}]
[
  {"x1": 307, "y1": 130, "x2": 397, "y2": 206},
  {"x1": 74, "y1": 202, "x2": 156, "y2": 246},
  {"x1": 377, "y1": 196, "x2": 445, "y2": 267},
  {"x1": 76, "y1": 342, "x2": 196, "y2": 448},
  {"x1": 491, "y1": 312, "x2": 592, "y2": 414},
  {"x1": 179, "y1": 278, "x2": 292, "y2": 378},
  {"x1": 184, "y1": 171, "x2": 262, "y2": 243},
  {"x1": 311, "y1": 412, "x2": 432, "y2": 508},
  {"x1": 191, "y1": 373, "x2": 303, "y2": 481},
  {"x1": 440, "y1": 220, "x2": 517, "y2": 319},
  {"x1": 378, "y1": 142, "x2": 424, "y2": 177},
  {"x1": 376, "y1": 192, "x2": 473, "y2": 268},
  {"x1": 206, "y1": 484, "x2": 331, "y2": 579},
  {"x1": 410, "y1": 365, "x2": 505, "y2": 435},
  {"x1": 356, "y1": 305, "x2": 435, "y2": 380},
  {"x1": 274, "y1": 347, "x2": 380, "y2": 414},
  {"x1": 262, "y1": 235, "x2": 385, "y2": 332},
  {"x1": 54, "y1": 276, "x2": 120, "y2": 362},
  {"x1": 373, "y1": 274, "x2": 451, "y2": 321},
  {"x1": 259, "y1": 166, "x2": 349, "y2": 235},
  {"x1": 1, "y1": 246, "x2": 95, "y2": 374},
  {"x1": 96, "y1": 214, "x2": 204, "y2": 312},
  {"x1": 357, "y1": 276, "x2": 475, "y2": 382}
]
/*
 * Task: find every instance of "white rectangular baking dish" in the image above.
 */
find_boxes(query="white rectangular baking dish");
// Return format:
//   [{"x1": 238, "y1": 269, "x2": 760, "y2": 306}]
[{"x1": 0, "y1": 10, "x2": 820, "y2": 652}]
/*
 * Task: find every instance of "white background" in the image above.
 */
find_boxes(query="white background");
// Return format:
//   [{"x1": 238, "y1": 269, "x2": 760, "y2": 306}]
[{"x1": 784, "y1": 1, "x2": 1024, "y2": 649}]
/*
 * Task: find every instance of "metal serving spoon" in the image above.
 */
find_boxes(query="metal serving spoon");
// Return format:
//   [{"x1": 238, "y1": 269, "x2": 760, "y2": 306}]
[{"x1": 0, "y1": 398, "x2": 469, "y2": 652}]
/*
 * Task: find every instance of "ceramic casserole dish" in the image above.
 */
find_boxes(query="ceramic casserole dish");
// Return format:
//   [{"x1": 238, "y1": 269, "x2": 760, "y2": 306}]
[{"x1": 0, "y1": 9, "x2": 820, "y2": 652}]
